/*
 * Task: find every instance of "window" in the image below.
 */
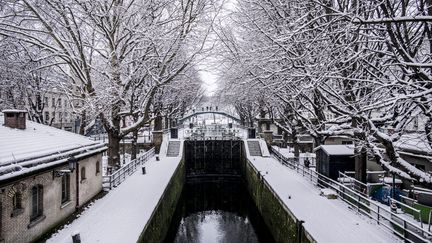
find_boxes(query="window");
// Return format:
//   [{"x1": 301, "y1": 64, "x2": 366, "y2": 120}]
[
  {"x1": 58, "y1": 98, "x2": 62, "y2": 107},
  {"x1": 44, "y1": 97, "x2": 48, "y2": 107},
  {"x1": 52, "y1": 98, "x2": 55, "y2": 107},
  {"x1": 81, "y1": 167, "x2": 86, "y2": 181},
  {"x1": 11, "y1": 192, "x2": 23, "y2": 217},
  {"x1": 31, "y1": 185, "x2": 43, "y2": 221},
  {"x1": 45, "y1": 112, "x2": 49, "y2": 122},
  {"x1": 96, "y1": 161, "x2": 100, "y2": 175},
  {"x1": 61, "y1": 174, "x2": 70, "y2": 204},
  {"x1": 12, "y1": 192, "x2": 22, "y2": 210},
  {"x1": 59, "y1": 112, "x2": 62, "y2": 122}
]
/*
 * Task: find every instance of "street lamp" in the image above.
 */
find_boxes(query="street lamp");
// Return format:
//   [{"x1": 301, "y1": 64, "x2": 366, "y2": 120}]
[
  {"x1": 53, "y1": 156, "x2": 76, "y2": 177},
  {"x1": 68, "y1": 156, "x2": 77, "y2": 172}
]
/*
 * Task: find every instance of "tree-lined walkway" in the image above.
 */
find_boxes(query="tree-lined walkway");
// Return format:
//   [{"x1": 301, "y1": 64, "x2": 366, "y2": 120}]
[
  {"x1": 47, "y1": 150, "x2": 183, "y2": 243},
  {"x1": 244, "y1": 143, "x2": 402, "y2": 243}
]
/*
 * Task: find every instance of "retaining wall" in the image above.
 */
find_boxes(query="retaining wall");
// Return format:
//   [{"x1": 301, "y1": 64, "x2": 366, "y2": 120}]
[
  {"x1": 137, "y1": 158, "x2": 185, "y2": 243},
  {"x1": 242, "y1": 152, "x2": 316, "y2": 243}
]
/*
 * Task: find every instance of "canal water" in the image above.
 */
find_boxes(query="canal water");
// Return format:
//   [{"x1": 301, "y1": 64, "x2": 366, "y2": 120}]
[{"x1": 164, "y1": 179, "x2": 275, "y2": 243}]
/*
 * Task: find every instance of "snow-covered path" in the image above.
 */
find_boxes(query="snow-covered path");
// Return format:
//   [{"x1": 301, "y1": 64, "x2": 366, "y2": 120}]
[
  {"x1": 247, "y1": 155, "x2": 402, "y2": 243},
  {"x1": 48, "y1": 154, "x2": 182, "y2": 243}
]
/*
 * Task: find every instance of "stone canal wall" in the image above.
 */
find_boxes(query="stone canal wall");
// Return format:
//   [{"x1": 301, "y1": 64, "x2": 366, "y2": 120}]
[
  {"x1": 139, "y1": 140, "x2": 317, "y2": 243},
  {"x1": 138, "y1": 157, "x2": 185, "y2": 243},
  {"x1": 242, "y1": 152, "x2": 316, "y2": 243}
]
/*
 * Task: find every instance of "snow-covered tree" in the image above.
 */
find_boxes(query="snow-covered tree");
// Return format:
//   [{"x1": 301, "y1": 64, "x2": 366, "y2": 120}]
[
  {"x1": 0, "y1": 0, "x2": 219, "y2": 169},
  {"x1": 217, "y1": 0, "x2": 432, "y2": 184}
]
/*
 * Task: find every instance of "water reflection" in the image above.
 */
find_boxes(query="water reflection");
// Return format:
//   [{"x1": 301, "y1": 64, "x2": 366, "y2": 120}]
[{"x1": 164, "y1": 180, "x2": 275, "y2": 243}]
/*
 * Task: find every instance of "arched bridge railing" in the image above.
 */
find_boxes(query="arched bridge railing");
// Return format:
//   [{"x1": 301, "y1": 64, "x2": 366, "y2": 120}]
[{"x1": 177, "y1": 111, "x2": 241, "y2": 124}]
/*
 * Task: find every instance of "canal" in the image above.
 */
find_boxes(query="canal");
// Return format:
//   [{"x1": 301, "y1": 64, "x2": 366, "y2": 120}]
[{"x1": 163, "y1": 178, "x2": 276, "y2": 243}]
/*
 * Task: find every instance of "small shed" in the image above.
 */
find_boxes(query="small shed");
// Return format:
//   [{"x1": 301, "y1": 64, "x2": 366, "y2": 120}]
[{"x1": 314, "y1": 145, "x2": 355, "y2": 180}]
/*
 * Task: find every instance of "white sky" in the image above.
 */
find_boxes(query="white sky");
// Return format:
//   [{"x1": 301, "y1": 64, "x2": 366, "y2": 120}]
[
  {"x1": 200, "y1": 70, "x2": 218, "y2": 96},
  {"x1": 198, "y1": 0, "x2": 237, "y2": 97}
]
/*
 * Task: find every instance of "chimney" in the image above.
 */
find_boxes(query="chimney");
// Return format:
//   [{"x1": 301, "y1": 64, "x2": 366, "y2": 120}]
[{"x1": 2, "y1": 110, "x2": 27, "y2": 129}]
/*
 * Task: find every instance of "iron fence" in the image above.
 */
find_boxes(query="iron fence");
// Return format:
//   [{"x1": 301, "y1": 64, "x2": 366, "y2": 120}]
[
  {"x1": 103, "y1": 147, "x2": 155, "y2": 190},
  {"x1": 271, "y1": 147, "x2": 432, "y2": 243}
]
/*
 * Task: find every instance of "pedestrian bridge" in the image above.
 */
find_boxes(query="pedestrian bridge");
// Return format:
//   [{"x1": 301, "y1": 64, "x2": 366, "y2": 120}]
[{"x1": 177, "y1": 111, "x2": 241, "y2": 124}]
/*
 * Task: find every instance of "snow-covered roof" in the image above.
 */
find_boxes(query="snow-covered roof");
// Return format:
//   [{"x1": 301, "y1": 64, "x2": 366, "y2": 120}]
[
  {"x1": 379, "y1": 177, "x2": 403, "y2": 184},
  {"x1": 314, "y1": 145, "x2": 354, "y2": 156},
  {"x1": 396, "y1": 133, "x2": 432, "y2": 155},
  {"x1": 0, "y1": 113, "x2": 106, "y2": 180},
  {"x1": 2, "y1": 109, "x2": 27, "y2": 113}
]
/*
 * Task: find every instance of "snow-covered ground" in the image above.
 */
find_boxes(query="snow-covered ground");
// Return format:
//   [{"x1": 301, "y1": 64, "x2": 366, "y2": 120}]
[
  {"x1": 48, "y1": 147, "x2": 183, "y2": 243},
  {"x1": 245, "y1": 142, "x2": 402, "y2": 243},
  {"x1": 396, "y1": 133, "x2": 432, "y2": 154}
]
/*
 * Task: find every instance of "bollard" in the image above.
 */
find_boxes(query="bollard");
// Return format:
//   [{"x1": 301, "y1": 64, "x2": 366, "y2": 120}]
[
  {"x1": 72, "y1": 232, "x2": 81, "y2": 243},
  {"x1": 142, "y1": 166, "x2": 146, "y2": 175},
  {"x1": 296, "y1": 220, "x2": 304, "y2": 243}
]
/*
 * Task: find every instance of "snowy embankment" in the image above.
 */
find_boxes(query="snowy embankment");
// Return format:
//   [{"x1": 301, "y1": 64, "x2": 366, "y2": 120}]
[
  {"x1": 245, "y1": 143, "x2": 402, "y2": 243},
  {"x1": 48, "y1": 144, "x2": 183, "y2": 243}
]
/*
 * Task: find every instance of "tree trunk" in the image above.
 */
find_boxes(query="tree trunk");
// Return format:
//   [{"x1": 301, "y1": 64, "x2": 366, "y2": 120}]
[
  {"x1": 355, "y1": 146, "x2": 367, "y2": 183},
  {"x1": 292, "y1": 128, "x2": 300, "y2": 158},
  {"x1": 79, "y1": 110, "x2": 87, "y2": 135},
  {"x1": 425, "y1": 116, "x2": 432, "y2": 148},
  {"x1": 131, "y1": 129, "x2": 138, "y2": 161},
  {"x1": 248, "y1": 115, "x2": 254, "y2": 128},
  {"x1": 107, "y1": 132, "x2": 121, "y2": 170},
  {"x1": 155, "y1": 114, "x2": 163, "y2": 131},
  {"x1": 104, "y1": 105, "x2": 122, "y2": 170},
  {"x1": 165, "y1": 116, "x2": 169, "y2": 129},
  {"x1": 353, "y1": 117, "x2": 367, "y2": 183}
]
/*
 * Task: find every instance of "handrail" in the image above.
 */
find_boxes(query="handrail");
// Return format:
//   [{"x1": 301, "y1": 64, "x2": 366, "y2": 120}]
[
  {"x1": 389, "y1": 197, "x2": 423, "y2": 228},
  {"x1": 103, "y1": 147, "x2": 155, "y2": 190},
  {"x1": 184, "y1": 126, "x2": 245, "y2": 140},
  {"x1": 271, "y1": 147, "x2": 432, "y2": 243},
  {"x1": 338, "y1": 171, "x2": 369, "y2": 196},
  {"x1": 429, "y1": 210, "x2": 432, "y2": 232}
]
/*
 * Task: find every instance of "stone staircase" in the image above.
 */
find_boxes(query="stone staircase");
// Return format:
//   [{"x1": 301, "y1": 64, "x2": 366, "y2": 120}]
[
  {"x1": 167, "y1": 141, "x2": 181, "y2": 157},
  {"x1": 247, "y1": 141, "x2": 262, "y2": 156}
]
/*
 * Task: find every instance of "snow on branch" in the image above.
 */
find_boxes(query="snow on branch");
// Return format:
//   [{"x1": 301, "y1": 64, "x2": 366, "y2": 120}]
[{"x1": 353, "y1": 16, "x2": 432, "y2": 24}]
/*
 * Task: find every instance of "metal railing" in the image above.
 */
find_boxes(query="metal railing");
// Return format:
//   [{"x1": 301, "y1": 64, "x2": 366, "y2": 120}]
[
  {"x1": 183, "y1": 127, "x2": 244, "y2": 140},
  {"x1": 89, "y1": 134, "x2": 152, "y2": 144},
  {"x1": 271, "y1": 147, "x2": 432, "y2": 243},
  {"x1": 338, "y1": 171, "x2": 369, "y2": 196},
  {"x1": 103, "y1": 147, "x2": 155, "y2": 190}
]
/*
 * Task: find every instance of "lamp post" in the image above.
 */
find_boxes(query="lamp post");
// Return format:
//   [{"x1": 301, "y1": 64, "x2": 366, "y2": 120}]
[
  {"x1": 53, "y1": 156, "x2": 76, "y2": 178},
  {"x1": 68, "y1": 156, "x2": 77, "y2": 172},
  {"x1": 122, "y1": 137, "x2": 126, "y2": 165}
]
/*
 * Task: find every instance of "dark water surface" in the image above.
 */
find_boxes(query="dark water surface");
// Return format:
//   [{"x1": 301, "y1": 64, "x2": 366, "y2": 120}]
[{"x1": 164, "y1": 179, "x2": 276, "y2": 243}]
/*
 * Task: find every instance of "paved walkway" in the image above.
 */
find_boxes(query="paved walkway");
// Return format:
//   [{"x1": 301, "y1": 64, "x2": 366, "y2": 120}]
[
  {"x1": 245, "y1": 144, "x2": 402, "y2": 243},
  {"x1": 48, "y1": 143, "x2": 183, "y2": 243}
]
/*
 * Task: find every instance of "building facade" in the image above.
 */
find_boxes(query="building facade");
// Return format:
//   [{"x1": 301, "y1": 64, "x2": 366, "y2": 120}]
[{"x1": 0, "y1": 111, "x2": 106, "y2": 242}]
